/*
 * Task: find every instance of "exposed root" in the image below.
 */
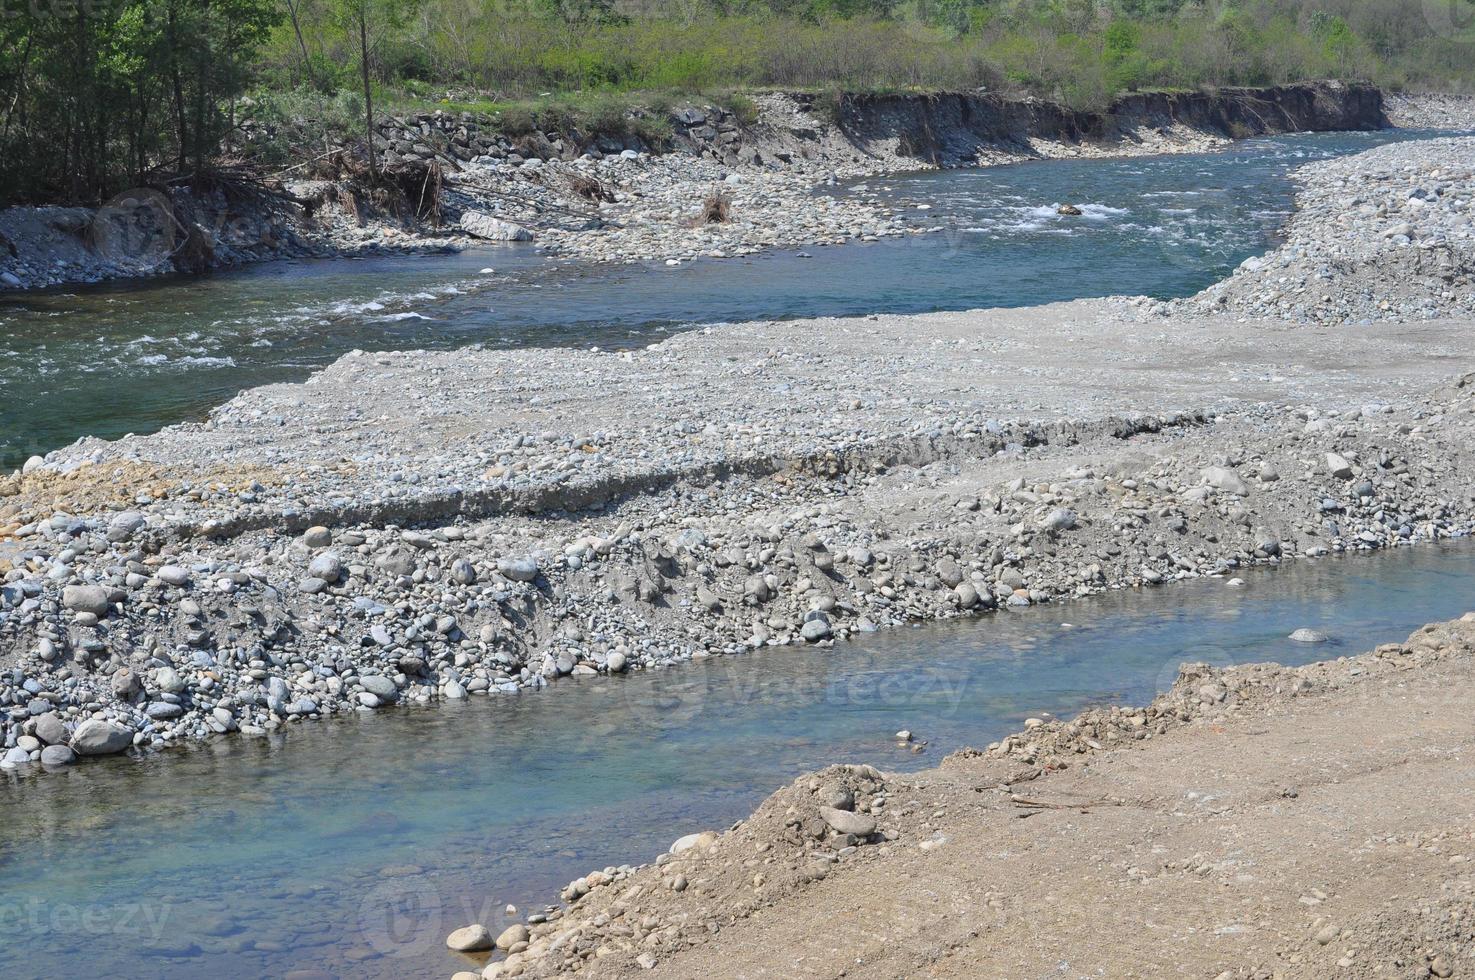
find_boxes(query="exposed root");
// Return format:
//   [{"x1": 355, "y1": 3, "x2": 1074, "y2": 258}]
[{"x1": 692, "y1": 189, "x2": 732, "y2": 226}]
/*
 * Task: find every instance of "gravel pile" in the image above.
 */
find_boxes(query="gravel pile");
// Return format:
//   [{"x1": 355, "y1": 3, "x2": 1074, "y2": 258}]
[
  {"x1": 1386, "y1": 92, "x2": 1475, "y2": 131},
  {"x1": 1159, "y1": 137, "x2": 1475, "y2": 324},
  {"x1": 3, "y1": 289, "x2": 1475, "y2": 774}
]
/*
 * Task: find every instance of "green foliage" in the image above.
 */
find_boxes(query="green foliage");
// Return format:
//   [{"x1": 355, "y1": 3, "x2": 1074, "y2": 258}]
[
  {"x1": 1, "y1": 0, "x2": 281, "y2": 203},
  {"x1": 7, "y1": 0, "x2": 1475, "y2": 205}
]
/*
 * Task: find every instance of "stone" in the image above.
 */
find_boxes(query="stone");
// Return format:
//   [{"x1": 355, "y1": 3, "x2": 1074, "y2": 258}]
[
  {"x1": 801, "y1": 618, "x2": 832, "y2": 642},
  {"x1": 494, "y1": 924, "x2": 529, "y2": 951},
  {"x1": 1041, "y1": 508, "x2": 1077, "y2": 532},
  {"x1": 157, "y1": 565, "x2": 191, "y2": 587},
  {"x1": 308, "y1": 552, "x2": 344, "y2": 583},
  {"x1": 461, "y1": 212, "x2": 534, "y2": 242},
  {"x1": 606, "y1": 652, "x2": 627, "y2": 673},
  {"x1": 670, "y1": 831, "x2": 719, "y2": 854},
  {"x1": 450, "y1": 558, "x2": 477, "y2": 585},
  {"x1": 819, "y1": 784, "x2": 854, "y2": 810},
  {"x1": 1290, "y1": 628, "x2": 1329, "y2": 643},
  {"x1": 70, "y1": 720, "x2": 134, "y2": 755},
  {"x1": 1057, "y1": 204, "x2": 1083, "y2": 216},
  {"x1": 111, "y1": 669, "x2": 143, "y2": 699},
  {"x1": 818, "y1": 806, "x2": 875, "y2": 836},
  {"x1": 155, "y1": 666, "x2": 186, "y2": 694},
  {"x1": 446, "y1": 924, "x2": 494, "y2": 952},
  {"x1": 62, "y1": 585, "x2": 111, "y2": 617},
  {"x1": 33, "y1": 711, "x2": 68, "y2": 746},
  {"x1": 1325, "y1": 452, "x2": 1354, "y2": 479},
  {"x1": 497, "y1": 557, "x2": 540, "y2": 582},
  {"x1": 106, "y1": 512, "x2": 147, "y2": 543},
  {"x1": 40, "y1": 745, "x2": 76, "y2": 767},
  {"x1": 1200, "y1": 466, "x2": 1250, "y2": 496},
  {"x1": 302, "y1": 526, "x2": 333, "y2": 548},
  {"x1": 360, "y1": 674, "x2": 398, "y2": 700}
]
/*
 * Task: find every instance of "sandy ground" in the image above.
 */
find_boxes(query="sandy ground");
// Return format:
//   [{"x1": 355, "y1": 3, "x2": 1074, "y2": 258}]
[{"x1": 489, "y1": 615, "x2": 1475, "y2": 980}]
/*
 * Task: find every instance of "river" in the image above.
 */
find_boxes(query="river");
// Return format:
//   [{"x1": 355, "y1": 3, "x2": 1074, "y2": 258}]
[
  {"x1": 1, "y1": 542, "x2": 1472, "y2": 979},
  {"x1": 0, "y1": 128, "x2": 1457, "y2": 470}
]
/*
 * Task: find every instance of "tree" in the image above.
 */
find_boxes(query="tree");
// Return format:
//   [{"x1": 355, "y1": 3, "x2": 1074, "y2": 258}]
[{"x1": 329, "y1": 0, "x2": 420, "y2": 175}]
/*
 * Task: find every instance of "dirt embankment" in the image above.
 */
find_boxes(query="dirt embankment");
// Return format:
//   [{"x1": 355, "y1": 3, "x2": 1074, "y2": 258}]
[
  {"x1": 833, "y1": 80, "x2": 1387, "y2": 166},
  {"x1": 470, "y1": 612, "x2": 1475, "y2": 980}
]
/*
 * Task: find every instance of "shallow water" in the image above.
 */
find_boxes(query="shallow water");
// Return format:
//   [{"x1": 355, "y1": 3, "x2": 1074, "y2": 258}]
[
  {"x1": 1, "y1": 541, "x2": 1472, "y2": 980},
  {"x1": 0, "y1": 128, "x2": 1459, "y2": 469}
]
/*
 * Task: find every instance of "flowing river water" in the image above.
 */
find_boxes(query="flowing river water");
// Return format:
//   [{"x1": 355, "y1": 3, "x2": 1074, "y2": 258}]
[
  {"x1": 1, "y1": 542, "x2": 1473, "y2": 979},
  {"x1": 2, "y1": 128, "x2": 1473, "y2": 979},
  {"x1": 0, "y1": 128, "x2": 1460, "y2": 469}
]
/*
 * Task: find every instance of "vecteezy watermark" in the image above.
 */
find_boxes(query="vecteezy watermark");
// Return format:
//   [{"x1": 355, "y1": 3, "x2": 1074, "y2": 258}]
[
  {"x1": 357, "y1": 878, "x2": 519, "y2": 958},
  {"x1": 1152, "y1": 642, "x2": 1242, "y2": 697},
  {"x1": 89, "y1": 187, "x2": 181, "y2": 273},
  {"x1": 1423, "y1": 0, "x2": 1475, "y2": 39},
  {"x1": 0, "y1": 898, "x2": 173, "y2": 939}
]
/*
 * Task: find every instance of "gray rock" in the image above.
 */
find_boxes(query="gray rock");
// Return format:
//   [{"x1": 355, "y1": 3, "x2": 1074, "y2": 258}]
[
  {"x1": 155, "y1": 666, "x2": 185, "y2": 694},
  {"x1": 461, "y1": 212, "x2": 534, "y2": 242},
  {"x1": 40, "y1": 744, "x2": 76, "y2": 767},
  {"x1": 62, "y1": 585, "x2": 111, "y2": 617},
  {"x1": 106, "y1": 512, "x2": 147, "y2": 543},
  {"x1": 498, "y1": 556, "x2": 540, "y2": 582},
  {"x1": 33, "y1": 712, "x2": 68, "y2": 746},
  {"x1": 157, "y1": 565, "x2": 191, "y2": 587},
  {"x1": 450, "y1": 558, "x2": 477, "y2": 585},
  {"x1": 801, "y1": 618, "x2": 832, "y2": 642},
  {"x1": 1325, "y1": 452, "x2": 1354, "y2": 479},
  {"x1": 495, "y1": 924, "x2": 530, "y2": 951},
  {"x1": 111, "y1": 669, "x2": 143, "y2": 700},
  {"x1": 446, "y1": 923, "x2": 493, "y2": 952},
  {"x1": 70, "y1": 720, "x2": 134, "y2": 755},
  {"x1": 308, "y1": 552, "x2": 344, "y2": 583},
  {"x1": 1290, "y1": 628, "x2": 1329, "y2": 643},
  {"x1": 1041, "y1": 508, "x2": 1077, "y2": 532},
  {"x1": 1201, "y1": 465, "x2": 1250, "y2": 496},
  {"x1": 302, "y1": 526, "x2": 333, "y2": 548},
  {"x1": 359, "y1": 674, "x2": 398, "y2": 700},
  {"x1": 818, "y1": 805, "x2": 875, "y2": 836}
]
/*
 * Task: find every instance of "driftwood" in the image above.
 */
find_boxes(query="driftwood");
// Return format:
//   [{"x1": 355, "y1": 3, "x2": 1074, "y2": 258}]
[{"x1": 297, "y1": 151, "x2": 445, "y2": 229}]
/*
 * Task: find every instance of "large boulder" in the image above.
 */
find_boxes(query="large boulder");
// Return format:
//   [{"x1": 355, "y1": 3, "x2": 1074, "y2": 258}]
[
  {"x1": 70, "y1": 720, "x2": 134, "y2": 756},
  {"x1": 460, "y1": 211, "x2": 534, "y2": 242}
]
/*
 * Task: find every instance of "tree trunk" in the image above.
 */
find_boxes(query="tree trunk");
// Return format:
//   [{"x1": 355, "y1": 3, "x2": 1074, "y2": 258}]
[
  {"x1": 360, "y1": 10, "x2": 376, "y2": 176},
  {"x1": 284, "y1": 0, "x2": 318, "y2": 90},
  {"x1": 167, "y1": 3, "x2": 188, "y2": 174}
]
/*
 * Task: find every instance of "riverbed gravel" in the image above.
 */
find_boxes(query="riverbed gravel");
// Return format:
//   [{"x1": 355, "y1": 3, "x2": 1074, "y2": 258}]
[
  {"x1": 1155, "y1": 136, "x2": 1475, "y2": 324},
  {"x1": 3, "y1": 122, "x2": 1475, "y2": 780}
]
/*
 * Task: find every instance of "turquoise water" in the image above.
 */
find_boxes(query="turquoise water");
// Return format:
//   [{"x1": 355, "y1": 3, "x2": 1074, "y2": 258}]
[
  {"x1": 1, "y1": 541, "x2": 1472, "y2": 979},
  {"x1": 0, "y1": 128, "x2": 1459, "y2": 469}
]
